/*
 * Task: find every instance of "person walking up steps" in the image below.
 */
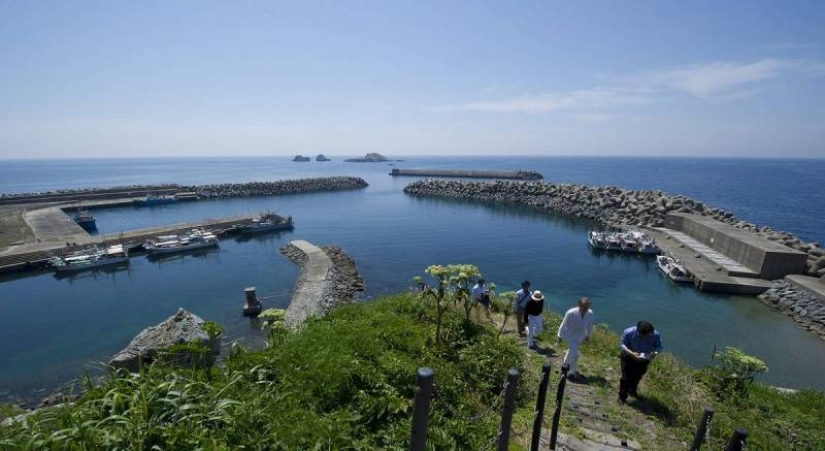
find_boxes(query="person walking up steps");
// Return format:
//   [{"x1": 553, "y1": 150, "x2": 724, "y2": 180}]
[
  {"x1": 557, "y1": 297, "x2": 594, "y2": 381},
  {"x1": 618, "y1": 321, "x2": 663, "y2": 404},
  {"x1": 525, "y1": 291, "x2": 545, "y2": 350},
  {"x1": 514, "y1": 281, "x2": 531, "y2": 336}
]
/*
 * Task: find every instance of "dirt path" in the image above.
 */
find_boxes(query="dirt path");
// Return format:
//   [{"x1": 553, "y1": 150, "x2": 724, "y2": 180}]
[{"x1": 499, "y1": 318, "x2": 685, "y2": 450}]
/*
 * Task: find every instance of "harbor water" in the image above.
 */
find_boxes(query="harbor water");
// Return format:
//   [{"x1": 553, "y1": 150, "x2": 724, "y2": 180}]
[{"x1": 0, "y1": 156, "x2": 824, "y2": 403}]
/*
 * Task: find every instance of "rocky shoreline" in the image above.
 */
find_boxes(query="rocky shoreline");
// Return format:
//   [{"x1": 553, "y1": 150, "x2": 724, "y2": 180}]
[
  {"x1": 279, "y1": 242, "x2": 364, "y2": 328},
  {"x1": 759, "y1": 280, "x2": 825, "y2": 340},
  {"x1": 403, "y1": 179, "x2": 825, "y2": 278}
]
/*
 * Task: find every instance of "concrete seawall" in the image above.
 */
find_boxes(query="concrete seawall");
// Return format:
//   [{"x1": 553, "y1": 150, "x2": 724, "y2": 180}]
[
  {"x1": 279, "y1": 240, "x2": 364, "y2": 328},
  {"x1": 390, "y1": 168, "x2": 542, "y2": 180}
]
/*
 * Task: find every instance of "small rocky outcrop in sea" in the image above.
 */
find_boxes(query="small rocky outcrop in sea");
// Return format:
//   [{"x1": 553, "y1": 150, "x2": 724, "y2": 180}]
[
  {"x1": 403, "y1": 179, "x2": 825, "y2": 275},
  {"x1": 316, "y1": 154, "x2": 331, "y2": 162},
  {"x1": 109, "y1": 308, "x2": 220, "y2": 372},
  {"x1": 345, "y1": 152, "x2": 389, "y2": 162},
  {"x1": 292, "y1": 155, "x2": 310, "y2": 162}
]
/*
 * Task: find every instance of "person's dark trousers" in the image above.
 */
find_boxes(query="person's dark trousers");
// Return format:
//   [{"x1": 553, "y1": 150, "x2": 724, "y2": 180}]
[{"x1": 619, "y1": 353, "x2": 650, "y2": 401}]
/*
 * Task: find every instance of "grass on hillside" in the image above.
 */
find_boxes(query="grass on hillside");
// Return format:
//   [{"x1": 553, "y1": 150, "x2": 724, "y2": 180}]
[
  {"x1": 1, "y1": 292, "x2": 823, "y2": 450},
  {"x1": 0, "y1": 293, "x2": 537, "y2": 450}
]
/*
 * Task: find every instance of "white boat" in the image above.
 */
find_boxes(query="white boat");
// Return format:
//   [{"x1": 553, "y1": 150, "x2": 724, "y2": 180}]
[
  {"x1": 657, "y1": 255, "x2": 692, "y2": 283},
  {"x1": 50, "y1": 245, "x2": 129, "y2": 273},
  {"x1": 630, "y1": 231, "x2": 660, "y2": 255},
  {"x1": 605, "y1": 233, "x2": 622, "y2": 251},
  {"x1": 619, "y1": 233, "x2": 639, "y2": 253},
  {"x1": 144, "y1": 229, "x2": 219, "y2": 254},
  {"x1": 587, "y1": 231, "x2": 606, "y2": 249}
]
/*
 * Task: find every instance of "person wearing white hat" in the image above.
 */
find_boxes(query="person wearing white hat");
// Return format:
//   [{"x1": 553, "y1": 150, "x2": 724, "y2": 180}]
[
  {"x1": 557, "y1": 297, "x2": 594, "y2": 381},
  {"x1": 525, "y1": 290, "x2": 545, "y2": 349}
]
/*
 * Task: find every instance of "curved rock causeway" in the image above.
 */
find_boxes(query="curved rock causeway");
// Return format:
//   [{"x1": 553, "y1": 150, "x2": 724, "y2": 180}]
[
  {"x1": 279, "y1": 240, "x2": 364, "y2": 328},
  {"x1": 404, "y1": 179, "x2": 825, "y2": 277}
]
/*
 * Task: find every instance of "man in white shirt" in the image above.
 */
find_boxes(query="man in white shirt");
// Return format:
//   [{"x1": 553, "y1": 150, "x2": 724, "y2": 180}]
[
  {"x1": 557, "y1": 297, "x2": 594, "y2": 381},
  {"x1": 514, "y1": 281, "x2": 531, "y2": 336},
  {"x1": 471, "y1": 278, "x2": 492, "y2": 320}
]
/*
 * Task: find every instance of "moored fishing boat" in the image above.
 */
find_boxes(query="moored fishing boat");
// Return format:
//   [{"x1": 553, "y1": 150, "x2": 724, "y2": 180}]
[
  {"x1": 605, "y1": 233, "x2": 622, "y2": 251},
  {"x1": 133, "y1": 195, "x2": 178, "y2": 206},
  {"x1": 656, "y1": 255, "x2": 692, "y2": 283},
  {"x1": 237, "y1": 213, "x2": 294, "y2": 234},
  {"x1": 50, "y1": 244, "x2": 129, "y2": 273},
  {"x1": 619, "y1": 232, "x2": 639, "y2": 253},
  {"x1": 587, "y1": 231, "x2": 606, "y2": 249},
  {"x1": 73, "y1": 208, "x2": 97, "y2": 232},
  {"x1": 630, "y1": 231, "x2": 660, "y2": 255},
  {"x1": 144, "y1": 229, "x2": 219, "y2": 254}
]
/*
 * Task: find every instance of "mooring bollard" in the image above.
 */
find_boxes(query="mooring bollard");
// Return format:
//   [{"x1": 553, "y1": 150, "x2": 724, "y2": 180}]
[
  {"x1": 530, "y1": 362, "x2": 552, "y2": 451},
  {"x1": 497, "y1": 369, "x2": 520, "y2": 451},
  {"x1": 409, "y1": 367, "x2": 434, "y2": 451},
  {"x1": 242, "y1": 286, "x2": 263, "y2": 317},
  {"x1": 689, "y1": 408, "x2": 715, "y2": 451},
  {"x1": 724, "y1": 428, "x2": 747, "y2": 451},
  {"x1": 548, "y1": 363, "x2": 570, "y2": 450}
]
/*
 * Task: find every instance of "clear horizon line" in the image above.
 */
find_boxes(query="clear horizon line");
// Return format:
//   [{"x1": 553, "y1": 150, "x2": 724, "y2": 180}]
[{"x1": 1, "y1": 154, "x2": 823, "y2": 161}]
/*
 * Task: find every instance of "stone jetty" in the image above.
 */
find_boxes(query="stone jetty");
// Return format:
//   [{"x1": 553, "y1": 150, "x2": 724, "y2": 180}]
[
  {"x1": 182, "y1": 177, "x2": 368, "y2": 199},
  {"x1": 390, "y1": 168, "x2": 543, "y2": 180},
  {"x1": 279, "y1": 240, "x2": 364, "y2": 328},
  {"x1": 0, "y1": 177, "x2": 369, "y2": 205},
  {"x1": 403, "y1": 179, "x2": 825, "y2": 277},
  {"x1": 760, "y1": 279, "x2": 825, "y2": 340}
]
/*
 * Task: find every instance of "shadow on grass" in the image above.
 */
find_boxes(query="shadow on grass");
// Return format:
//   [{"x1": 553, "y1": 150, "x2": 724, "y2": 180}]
[
  {"x1": 534, "y1": 345, "x2": 558, "y2": 358},
  {"x1": 570, "y1": 374, "x2": 610, "y2": 389},
  {"x1": 628, "y1": 395, "x2": 676, "y2": 425}
]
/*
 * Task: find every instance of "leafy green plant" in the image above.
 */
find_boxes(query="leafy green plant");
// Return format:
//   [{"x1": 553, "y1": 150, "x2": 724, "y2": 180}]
[
  {"x1": 707, "y1": 347, "x2": 768, "y2": 398},
  {"x1": 492, "y1": 291, "x2": 515, "y2": 338},
  {"x1": 414, "y1": 264, "x2": 483, "y2": 344},
  {"x1": 201, "y1": 321, "x2": 224, "y2": 340}
]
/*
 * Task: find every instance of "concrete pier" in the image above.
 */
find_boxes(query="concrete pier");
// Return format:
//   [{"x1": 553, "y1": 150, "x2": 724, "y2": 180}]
[
  {"x1": 0, "y1": 214, "x2": 257, "y2": 274},
  {"x1": 281, "y1": 240, "x2": 332, "y2": 328},
  {"x1": 390, "y1": 168, "x2": 543, "y2": 180}
]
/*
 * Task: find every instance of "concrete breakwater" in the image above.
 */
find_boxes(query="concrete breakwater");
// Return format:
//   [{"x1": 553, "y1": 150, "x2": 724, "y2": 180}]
[
  {"x1": 760, "y1": 280, "x2": 825, "y2": 340},
  {"x1": 390, "y1": 168, "x2": 543, "y2": 180},
  {"x1": 279, "y1": 240, "x2": 364, "y2": 328},
  {"x1": 0, "y1": 177, "x2": 369, "y2": 204},
  {"x1": 403, "y1": 179, "x2": 825, "y2": 278},
  {"x1": 181, "y1": 177, "x2": 368, "y2": 199}
]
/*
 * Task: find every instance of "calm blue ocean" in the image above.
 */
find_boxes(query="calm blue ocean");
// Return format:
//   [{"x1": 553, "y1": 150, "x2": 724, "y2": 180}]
[{"x1": 0, "y1": 156, "x2": 823, "y2": 403}]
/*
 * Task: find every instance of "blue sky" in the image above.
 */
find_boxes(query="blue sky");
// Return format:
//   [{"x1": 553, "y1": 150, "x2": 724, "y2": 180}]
[{"x1": 1, "y1": 1, "x2": 824, "y2": 158}]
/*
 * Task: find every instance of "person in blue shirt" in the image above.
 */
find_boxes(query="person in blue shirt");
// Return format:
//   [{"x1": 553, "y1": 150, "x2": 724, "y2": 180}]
[{"x1": 618, "y1": 321, "x2": 663, "y2": 404}]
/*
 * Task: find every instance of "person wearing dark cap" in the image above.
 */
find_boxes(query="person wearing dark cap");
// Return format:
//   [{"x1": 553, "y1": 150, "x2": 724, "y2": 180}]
[{"x1": 618, "y1": 321, "x2": 663, "y2": 404}]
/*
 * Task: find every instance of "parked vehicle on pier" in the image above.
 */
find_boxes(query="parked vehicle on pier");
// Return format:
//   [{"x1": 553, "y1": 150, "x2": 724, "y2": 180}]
[
  {"x1": 656, "y1": 255, "x2": 692, "y2": 283},
  {"x1": 144, "y1": 229, "x2": 219, "y2": 254},
  {"x1": 50, "y1": 244, "x2": 129, "y2": 273}
]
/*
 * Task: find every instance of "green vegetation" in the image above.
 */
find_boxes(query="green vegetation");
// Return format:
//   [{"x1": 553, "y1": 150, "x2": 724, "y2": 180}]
[
  {"x1": 0, "y1": 283, "x2": 822, "y2": 450},
  {"x1": 0, "y1": 293, "x2": 535, "y2": 449}
]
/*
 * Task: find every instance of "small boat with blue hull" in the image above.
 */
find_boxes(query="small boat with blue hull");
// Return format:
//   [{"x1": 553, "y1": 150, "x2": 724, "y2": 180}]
[
  {"x1": 73, "y1": 209, "x2": 97, "y2": 232},
  {"x1": 133, "y1": 195, "x2": 178, "y2": 207}
]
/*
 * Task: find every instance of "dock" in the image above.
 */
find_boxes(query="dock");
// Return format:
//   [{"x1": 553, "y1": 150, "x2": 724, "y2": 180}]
[
  {"x1": 643, "y1": 212, "x2": 808, "y2": 295},
  {"x1": 390, "y1": 168, "x2": 543, "y2": 180},
  {"x1": 0, "y1": 214, "x2": 257, "y2": 275}
]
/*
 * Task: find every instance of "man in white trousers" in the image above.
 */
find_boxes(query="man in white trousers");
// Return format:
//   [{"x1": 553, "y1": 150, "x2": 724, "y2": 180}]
[{"x1": 557, "y1": 297, "x2": 594, "y2": 381}]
